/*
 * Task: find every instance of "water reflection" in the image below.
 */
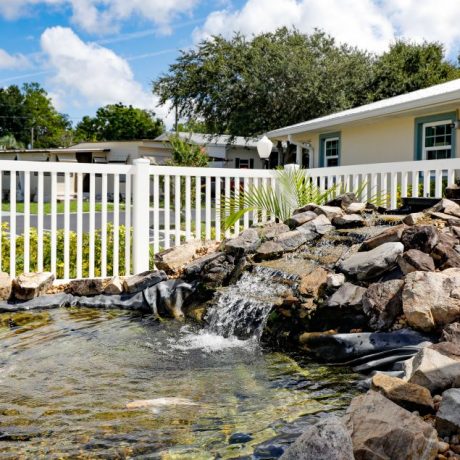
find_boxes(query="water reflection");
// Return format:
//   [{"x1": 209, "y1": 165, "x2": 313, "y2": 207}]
[{"x1": 0, "y1": 308, "x2": 358, "y2": 458}]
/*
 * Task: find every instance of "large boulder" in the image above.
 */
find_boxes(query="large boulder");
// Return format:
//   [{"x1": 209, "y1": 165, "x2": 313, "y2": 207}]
[
  {"x1": 343, "y1": 391, "x2": 438, "y2": 460},
  {"x1": 371, "y1": 373, "x2": 434, "y2": 414},
  {"x1": 332, "y1": 214, "x2": 365, "y2": 228},
  {"x1": 154, "y1": 239, "x2": 206, "y2": 274},
  {"x1": 429, "y1": 198, "x2": 460, "y2": 218},
  {"x1": 0, "y1": 272, "x2": 12, "y2": 300},
  {"x1": 256, "y1": 222, "x2": 290, "y2": 240},
  {"x1": 436, "y1": 388, "x2": 460, "y2": 436},
  {"x1": 224, "y1": 229, "x2": 260, "y2": 256},
  {"x1": 66, "y1": 278, "x2": 107, "y2": 296},
  {"x1": 285, "y1": 211, "x2": 317, "y2": 228},
  {"x1": 403, "y1": 346, "x2": 460, "y2": 393},
  {"x1": 299, "y1": 267, "x2": 329, "y2": 298},
  {"x1": 299, "y1": 214, "x2": 334, "y2": 236},
  {"x1": 13, "y1": 272, "x2": 55, "y2": 300},
  {"x1": 274, "y1": 230, "x2": 312, "y2": 252},
  {"x1": 327, "y1": 282, "x2": 366, "y2": 309},
  {"x1": 402, "y1": 269, "x2": 460, "y2": 331},
  {"x1": 360, "y1": 224, "x2": 405, "y2": 251},
  {"x1": 397, "y1": 249, "x2": 435, "y2": 274},
  {"x1": 255, "y1": 241, "x2": 284, "y2": 261},
  {"x1": 280, "y1": 416, "x2": 354, "y2": 460},
  {"x1": 338, "y1": 242, "x2": 404, "y2": 280},
  {"x1": 362, "y1": 279, "x2": 404, "y2": 330},
  {"x1": 123, "y1": 270, "x2": 167, "y2": 294},
  {"x1": 401, "y1": 225, "x2": 439, "y2": 253}
]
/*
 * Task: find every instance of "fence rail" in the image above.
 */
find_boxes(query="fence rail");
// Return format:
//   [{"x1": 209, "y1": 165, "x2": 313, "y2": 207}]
[{"x1": 0, "y1": 157, "x2": 458, "y2": 281}]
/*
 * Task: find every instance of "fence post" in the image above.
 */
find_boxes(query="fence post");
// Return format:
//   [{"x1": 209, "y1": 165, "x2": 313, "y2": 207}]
[{"x1": 132, "y1": 159, "x2": 151, "y2": 274}]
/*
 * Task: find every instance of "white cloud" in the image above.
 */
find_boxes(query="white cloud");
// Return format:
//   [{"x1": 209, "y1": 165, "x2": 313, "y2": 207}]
[
  {"x1": 194, "y1": 0, "x2": 460, "y2": 55},
  {"x1": 0, "y1": 0, "x2": 200, "y2": 35},
  {"x1": 40, "y1": 27, "x2": 173, "y2": 124},
  {"x1": 0, "y1": 49, "x2": 30, "y2": 69}
]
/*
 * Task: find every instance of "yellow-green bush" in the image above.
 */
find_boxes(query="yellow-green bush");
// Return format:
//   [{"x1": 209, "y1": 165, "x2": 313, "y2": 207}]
[{"x1": 1, "y1": 222, "x2": 132, "y2": 279}]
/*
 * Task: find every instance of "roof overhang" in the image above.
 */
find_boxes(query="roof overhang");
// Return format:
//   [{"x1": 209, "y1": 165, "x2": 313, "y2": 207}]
[{"x1": 266, "y1": 80, "x2": 460, "y2": 141}]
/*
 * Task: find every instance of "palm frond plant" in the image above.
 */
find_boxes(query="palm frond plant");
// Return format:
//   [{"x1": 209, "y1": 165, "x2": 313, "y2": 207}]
[{"x1": 222, "y1": 167, "x2": 336, "y2": 230}]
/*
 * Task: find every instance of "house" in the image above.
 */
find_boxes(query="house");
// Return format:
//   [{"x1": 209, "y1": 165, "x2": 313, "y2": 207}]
[{"x1": 266, "y1": 78, "x2": 460, "y2": 169}]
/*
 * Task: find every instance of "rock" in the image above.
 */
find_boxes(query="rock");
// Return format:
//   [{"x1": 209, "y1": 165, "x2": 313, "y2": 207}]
[
  {"x1": 255, "y1": 241, "x2": 284, "y2": 260},
  {"x1": 327, "y1": 282, "x2": 366, "y2": 308},
  {"x1": 362, "y1": 279, "x2": 404, "y2": 330},
  {"x1": 403, "y1": 212, "x2": 427, "y2": 226},
  {"x1": 332, "y1": 214, "x2": 365, "y2": 228},
  {"x1": 183, "y1": 252, "x2": 225, "y2": 278},
  {"x1": 441, "y1": 322, "x2": 460, "y2": 345},
  {"x1": 343, "y1": 391, "x2": 438, "y2": 460},
  {"x1": 224, "y1": 229, "x2": 261, "y2": 256},
  {"x1": 66, "y1": 278, "x2": 106, "y2": 296},
  {"x1": 123, "y1": 270, "x2": 167, "y2": 294},
  {"x1": 326, "y1": 192, "x2": 358, "y2": 209},
  {"x1": 360, "y1": 224, "x2": 406, "y2": 251},
  {"x1": 299, "y1": 267, "x2": 329, "y2": 298},
  {"x1": 293, "y1": 203, "x2": 319, "y2": 215},
  {"x1": 154, "y1": 239, "x2": 204, "y2": 274},
  {"x1": 429, "y1": 211, "x2": 460, "y2": 225},
  {"x1": 429, "y1": 198, "x2": 460, "y2": 218},
  {"x1": 256, "y1": 222, "x2": 290, "y2": 240},
  {"x1": 432, "y1": 242, "x2": 460, "y2": 269},
  {"x1": 430, "y1": 341, "x2": 460, "y2": 361},
  {"x1": 327, "y1": 272, "x2": 346, "y2": 289},
  {"x1": 280, "y1": 416, "x2": 354, "y2": 460},
  {"x1": 436, "y1": 389, "x2": 460, "y2": 436},
  {"x1": 398, "y1": 249, "x2": 435, "y2": 274},
  {"x1": 104, "y1": 276, "x2": 124, "y2": 295},
  {"x1": 314, "y1": 205, "x2": 343, "y2": 220},
  {"x1": 371, "y1": 373, "x2": 434, "y2": 414},
  {"x1": 285, "y1": 210, "x2": 317, "y2": 228},
  {"x1": 229, "y1": 432, "x2": 253, "y2": 444},
  {"x1": 401, "y1": 225, "x2": 439, "y2": 253},
  {"x1": 274, "y1": 230, "x2": 311, "y2": 251},
  {"x1": 338, "y1": 242, "x2": 404, "y2": 280},
  {"x1": 404, "y1": 347, "x2": 460, "y2": 393},
  {"x1": 402, "y1": 269, "x2": 460, "y2": 331},
  {"x1": 299, "y1": 214, "x2": 334, "y2": 236},
  {"x1": 0, "y1": 272, "x2": 12, "y2": 300},
  {"x1": 345, "y1": 202, "x2": 366, "y2": 214},
  {"x1": 13, "y1": 272, "x2": 55, "y2": 301}
]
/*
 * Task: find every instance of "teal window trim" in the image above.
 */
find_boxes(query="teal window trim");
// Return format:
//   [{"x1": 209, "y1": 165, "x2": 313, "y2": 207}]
[
  {"x1": 319, "y1": 132, "x2": 341, "y2": 167},
  {"x1": 414, "y1": 111, "x2": 457, "y2": 161}
]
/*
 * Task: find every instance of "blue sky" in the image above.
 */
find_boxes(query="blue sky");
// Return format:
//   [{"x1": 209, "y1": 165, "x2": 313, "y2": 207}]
[{"x1": 1, "y1": 0, "x2": 459, "y2": 127}]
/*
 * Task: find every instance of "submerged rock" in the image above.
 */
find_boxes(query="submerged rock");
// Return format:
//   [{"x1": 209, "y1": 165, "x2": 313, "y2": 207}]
[
  {"x1": 280, "y1": 416, "x2": 354, "y2": 460},
  {"x1": 343, "y1": 391, "x2": 438, "y2": 460},
  {"x1": 371, "y1": 373, "x2": 434, "y2": 414},
  {"x1": 362, "y1": 279, "x2": 404, "y2": 330},
  {"x1": 402, "y1": 269, "x2": 460, "y2": 331},
  {"x1": 338, "y1": 242, "x2": 404, "y2": 280},
  {"x1": 13, "y1": 272, "x2": 55, "y2": 301}
]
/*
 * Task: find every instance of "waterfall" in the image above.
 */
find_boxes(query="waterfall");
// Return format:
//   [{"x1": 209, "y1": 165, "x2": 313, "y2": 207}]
[{"x1": 204, "y1": 266, "x2": 298, "y2": 340}]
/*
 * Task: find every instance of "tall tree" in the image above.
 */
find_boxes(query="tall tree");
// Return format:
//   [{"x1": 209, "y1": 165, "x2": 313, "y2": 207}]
[
  {"x1": 75, "y1": 103, "x2": 164, "y2": 141},
  {"x1": 153, "y1": 28, "x2": 373, "y2": 137},
  {"x1": 0, "y1": 83, "x2": 71, "y2": 148},
  {"x1": 368, "y1": 40, "x2": 460, "y2": 102}
]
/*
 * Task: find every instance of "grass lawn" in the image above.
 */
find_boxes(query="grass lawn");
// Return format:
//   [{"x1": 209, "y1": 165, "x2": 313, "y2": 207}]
[{"x1": 2, "y1": 201, "x2": 126, "y2": 215}]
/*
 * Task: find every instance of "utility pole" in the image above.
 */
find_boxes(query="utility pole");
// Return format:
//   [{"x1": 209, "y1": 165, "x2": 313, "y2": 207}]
[
  {"x1": 174, "y1": 104, "x2": 179, "y2": 133},
  {"x1": 30, "y1": 126, "x2": 34, "y2": 149}
]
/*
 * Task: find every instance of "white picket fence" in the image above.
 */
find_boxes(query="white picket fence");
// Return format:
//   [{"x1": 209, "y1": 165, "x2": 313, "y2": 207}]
[{"x1": 0, "y1": 157, "x2": 458, "y2": 281}]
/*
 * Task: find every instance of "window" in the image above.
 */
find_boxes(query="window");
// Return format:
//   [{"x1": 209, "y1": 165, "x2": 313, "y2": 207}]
[
  {"x1": 319, "y1": 132, "x2": 341, "y2": 167},
  {"x1": 414, "y1": 112, "x2": 457, "y2": 161},
  {"x1": 422, "y1": 121, "x2": 452, "y2": 160},
  {"x1": 235, "y1": 158, "x2": 254, "y2": 169}
]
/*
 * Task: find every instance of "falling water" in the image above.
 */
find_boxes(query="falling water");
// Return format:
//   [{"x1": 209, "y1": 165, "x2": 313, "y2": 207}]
[{"x1": 205, "y1": 266, "x2": 298, "y2": 340}]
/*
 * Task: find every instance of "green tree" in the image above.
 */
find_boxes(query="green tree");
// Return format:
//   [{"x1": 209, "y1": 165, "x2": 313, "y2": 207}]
[
  {"x1": 368, "y1": 40, "x2": 460, "y2": 102},
  {"x1": 75, "y1": 103, "x2": 164, "y2": 141},
  {"x1": 0, "y1": 83, "x2": 71, "y2": 148},
  {"x1": 0, "y1": 134, "x2": 24, "y2": 149},
  {"x1": 153, "y1": 28, "x2": 373, "y2": 137},
  {"x1": 166, "y1": 134, "x2": 209, "y2": 167}
]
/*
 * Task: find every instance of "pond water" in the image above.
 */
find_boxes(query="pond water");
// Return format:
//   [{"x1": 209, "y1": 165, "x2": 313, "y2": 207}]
[{"x1": 0, "y1": 308, "x2": 358, "y2": 459}]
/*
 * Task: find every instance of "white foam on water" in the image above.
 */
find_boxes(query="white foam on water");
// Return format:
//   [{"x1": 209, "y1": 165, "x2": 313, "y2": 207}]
[{"x1": 172, "y1": 326, "x2": 256, "y2": 352}]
